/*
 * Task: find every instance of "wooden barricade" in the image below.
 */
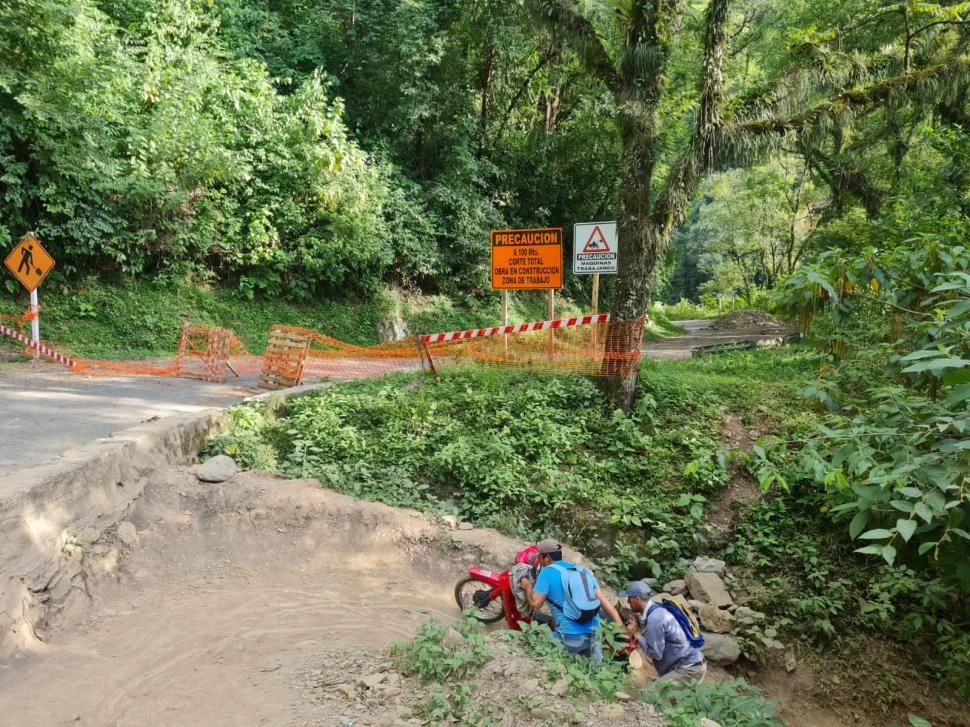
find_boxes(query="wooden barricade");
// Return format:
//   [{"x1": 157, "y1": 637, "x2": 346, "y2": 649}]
[
  {"x1": 259, "y1": 326, "x2": 311, "y2": 389},
  {"x1": 175, "y1": 324, "x2": 235, "y2": 382}
]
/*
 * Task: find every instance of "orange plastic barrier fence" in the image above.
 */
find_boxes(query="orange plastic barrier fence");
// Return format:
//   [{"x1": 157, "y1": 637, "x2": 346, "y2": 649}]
[{"x1": 10, "y1": 315, "x2": 646, "y2": 389}]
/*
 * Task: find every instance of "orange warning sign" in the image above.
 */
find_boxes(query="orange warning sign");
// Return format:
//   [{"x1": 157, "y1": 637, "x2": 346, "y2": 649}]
[
  {"x1": 4, "y1": 234, "x2": 55, "y2": 292},
  {"x1": 490, "y1": 228, "x2": 563, "y2": 290}
]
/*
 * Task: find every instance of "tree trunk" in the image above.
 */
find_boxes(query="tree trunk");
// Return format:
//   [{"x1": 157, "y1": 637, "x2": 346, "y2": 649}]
[{"x1": 602, "y1": 131, "x2": 657, "y2": 409}]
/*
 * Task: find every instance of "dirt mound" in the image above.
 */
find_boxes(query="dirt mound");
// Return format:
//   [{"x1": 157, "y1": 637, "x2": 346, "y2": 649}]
[
  {"x1": 708, "y1": 309, "x2": 793, "y2": 333},
  {"x1": 0, "y1": 468, "x2": 534, "y2": 726},
  {"x1": 302, "y1": 634, "x2": 664, "y2": 726}
]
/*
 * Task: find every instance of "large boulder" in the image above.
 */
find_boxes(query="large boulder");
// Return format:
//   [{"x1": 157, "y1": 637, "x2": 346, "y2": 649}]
[
  {"x1": 686, "y1": 572, "x2": 733, "y2": 608},
  {"x1": 196, "y1": 455, "x2": 237, "y2": 483},
  {"x1": 691, "y1": 556, "x2": 727, "y2": 575},
  {"x1": 698, "y1": 603, "x2": 734, "y2": 634},
  {"x1": 701, "y1": 633, "x2": 741, "y2": 665},
  {"x1": 662, "y1": 579, "x2": 687, "y2": 596}
]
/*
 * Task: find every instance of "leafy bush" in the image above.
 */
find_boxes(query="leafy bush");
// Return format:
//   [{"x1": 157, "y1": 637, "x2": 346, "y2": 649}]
[
  {"x1": 392, "y1": 618, "x2": 492, "y2": 682},
  {"x1": 643, "y1": 679, "x2": 784, "y2": 727}
]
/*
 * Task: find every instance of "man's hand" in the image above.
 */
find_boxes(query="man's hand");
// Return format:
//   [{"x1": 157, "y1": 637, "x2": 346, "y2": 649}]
[{"x1": 519, "y1": 577, "x2": 532, "y2": 591}]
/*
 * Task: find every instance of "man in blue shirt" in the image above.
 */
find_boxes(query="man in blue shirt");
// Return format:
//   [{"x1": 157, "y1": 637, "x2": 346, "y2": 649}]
[
  {"x1": 620, "y1": 581, "x2": 707, "y2": 683},
  {"x1": 520, "y1": 539, "x2": 624, "y2": 663}
]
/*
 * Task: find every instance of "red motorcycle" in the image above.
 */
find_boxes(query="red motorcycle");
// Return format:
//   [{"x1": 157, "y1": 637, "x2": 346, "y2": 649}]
[
  {"x1": 453, "y1": 548, "x2": 638, "y2": 659},
  {"x1": 454, "y1": 545, "x2": 541, "y2": 630},
  {"x1": 454, "y1": 564, "x2": 531, "y2": 630}
]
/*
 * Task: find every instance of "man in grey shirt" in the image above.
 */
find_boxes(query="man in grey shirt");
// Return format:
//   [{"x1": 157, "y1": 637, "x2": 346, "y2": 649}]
[{"x1": 620, "y1": 581, "x2": 707, "y2": 683}]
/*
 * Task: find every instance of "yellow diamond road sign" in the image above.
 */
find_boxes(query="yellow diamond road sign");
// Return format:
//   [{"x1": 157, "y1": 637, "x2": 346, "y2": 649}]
[{"x1": 4, "y1": 234, "x2": 55, "y2": 292}]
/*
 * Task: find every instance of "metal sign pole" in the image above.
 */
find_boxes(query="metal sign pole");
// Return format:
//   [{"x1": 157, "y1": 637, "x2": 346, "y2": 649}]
[{"x1": 29, "y1": 288, "x2": 40, "y2": 359}]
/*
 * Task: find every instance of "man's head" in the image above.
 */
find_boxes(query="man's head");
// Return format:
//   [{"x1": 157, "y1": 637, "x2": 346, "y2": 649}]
[
  {"x1": 535, "y1": 538, "x2": 563, "y2": 566},
  {"x1": 618, "y1": 581, "x2": 652, "y2": 613}
]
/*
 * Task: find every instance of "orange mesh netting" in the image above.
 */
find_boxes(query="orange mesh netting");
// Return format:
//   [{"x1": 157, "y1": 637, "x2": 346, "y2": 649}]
[
  {"x1": 71, "y1": 324, "x2": 261, "y2": 381},
  {"x1": 423, "y1": 315, "x2": 646, "y2": 377},
  {"x1": 5, "y1": 315, "x2": 646, "y2": 388}
]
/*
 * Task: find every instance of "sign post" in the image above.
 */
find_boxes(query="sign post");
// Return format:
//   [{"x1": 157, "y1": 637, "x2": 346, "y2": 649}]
[{"x1": 4, "y1": 234, "x2": 56, "y2": 358}]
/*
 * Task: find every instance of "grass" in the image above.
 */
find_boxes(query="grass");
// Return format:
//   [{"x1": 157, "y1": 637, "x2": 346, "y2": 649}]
[
  {"x1": 0, "y1": 277, "x2": 390, "y2": 358},
  {"x1": 205, "y1": 347, "x2": 817, "y2": 583}
]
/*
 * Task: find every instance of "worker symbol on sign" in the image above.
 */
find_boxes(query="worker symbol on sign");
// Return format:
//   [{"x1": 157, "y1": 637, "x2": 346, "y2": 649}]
[
  {"x1": 18, "y1": 244, "x2": 41, "y2": 276},
  {"x1": 582, "y1": 225, "x2": 611, "y2": 253}
]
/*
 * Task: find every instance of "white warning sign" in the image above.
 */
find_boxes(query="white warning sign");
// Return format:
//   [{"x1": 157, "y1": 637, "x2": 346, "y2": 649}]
[{"x1": 573, "y1": 221, "x2": 618, "y2": 275}]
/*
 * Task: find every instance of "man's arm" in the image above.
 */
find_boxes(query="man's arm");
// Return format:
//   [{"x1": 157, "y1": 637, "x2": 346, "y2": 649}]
[
  {"x1": 638, "y1": 612, "x2": 666, "y2": 662},
  {"x1": 595, "y1": 588, "x2": 624, "y2": 625},
  {"x1": 520, "y1": 577, "x2": 547, "y2": 610}
]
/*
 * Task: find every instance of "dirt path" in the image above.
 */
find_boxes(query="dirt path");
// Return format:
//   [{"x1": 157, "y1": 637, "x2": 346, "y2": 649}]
[
  {"x1": 0, "y1": 469, "x2": 483, "y2": 726},
  {"x1": 642, "y1": 317, "x2": 799, "y2": 360}
]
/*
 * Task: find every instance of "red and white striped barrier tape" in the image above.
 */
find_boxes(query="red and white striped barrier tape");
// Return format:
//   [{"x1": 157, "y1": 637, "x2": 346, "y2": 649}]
[
  {"x1": 0, "y1": 324, "x2": 76, "y2": 368},
  {"x1": 421, "y1": 313, "x2": 610, "y2": 344}
]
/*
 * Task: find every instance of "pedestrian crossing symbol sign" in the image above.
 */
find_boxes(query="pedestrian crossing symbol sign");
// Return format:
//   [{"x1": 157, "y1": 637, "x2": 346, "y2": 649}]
[
  {"x1": 4, "y1": 234, "x2": 55, "y2": 292},
  {"x1": 573, "y1": 221, "x2": 618, "y2": 275}
]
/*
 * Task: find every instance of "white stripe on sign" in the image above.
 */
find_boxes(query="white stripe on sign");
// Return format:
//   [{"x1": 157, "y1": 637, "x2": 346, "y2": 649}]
[
  {"x1": 0, "y1": 324, "x2": 77, "y2": 368},
  {"x1": 421, "y1": 313, "x2": 610, "y2": 344}
]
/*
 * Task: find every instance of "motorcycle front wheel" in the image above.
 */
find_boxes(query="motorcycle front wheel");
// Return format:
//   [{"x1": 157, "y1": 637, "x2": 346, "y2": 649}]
[{"x1": 454, "y1": 577, "x2": 505, "y2": 623}]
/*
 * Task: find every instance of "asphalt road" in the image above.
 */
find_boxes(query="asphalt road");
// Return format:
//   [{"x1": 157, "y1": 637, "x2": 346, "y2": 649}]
[{"x1": 0, "y1": 363, "x2": 261, "y2": 476}]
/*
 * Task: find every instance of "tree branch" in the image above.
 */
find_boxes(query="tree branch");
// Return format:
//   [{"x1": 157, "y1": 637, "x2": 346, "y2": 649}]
[
  {"x1": 723, "y1": 56, "x2": 970, "y2": 149},
  {"x1": 522, "y1": 0, "x2": 620, "y2": 95},
  {"x1": 651, "y1": 0, "x2": 731, "y2": 240}
]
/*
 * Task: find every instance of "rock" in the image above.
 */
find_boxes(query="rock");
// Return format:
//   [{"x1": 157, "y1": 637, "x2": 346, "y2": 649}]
[
  {"x1": 335, "y1": 683, "x2": 356, "y2": 699},
  {"x1": 440, "y1": 515, "x2": 458, "y2": 529},
  {"x1": 531, "y1": 705, "x2": 555, "y2": 720},
  {"x1": 687, "y1": 600, "x2": 705, "y2": 614},
  {"x1": 701, "y1": 634, "x2": 741, "y2": 665},
  {"x1": 441, "y1": 628, "x2": 466, "y2": 648},
  {"x1": 550, "y1": 678, "x2": 568, "y2": 697},
  {"x1": 686, "y1": 572, "x2": 733, "y2": 608},
  {"x1": 196, "y1": 455, "x2": 237, "y2": 483},
  {"x1": 785, "y1": 647, "x2": 797, "y2": 673},
  {"x1": 457, "y1": 522, "x2": 473, "y2": 531},
  {"x1": 699, "y1": 720, "x2": 723, "y2": 727},
  {"x1": 662, "y1": 579, "x2": 687, "y2": 596},
  {"x1": 691, "y1": 556, "x2": 727, "y2": 575},
  {"x1": 698, "y1": 603, "x2": 734, "y2": 634},
  {"x1": 733, "y1": 606, "x2": 766, "y2": 623},
  {"x1": 522, "y1": 678, "x2": 540, "y2": 693},
  {"x1": 614, "y1": 691, "x2": 634, "y2": 702},
  {"x1": 357, "y1": 673, "x2": 387, "y2": 689},
  {"x1": 600, "y1": 704, "x2": 626, "y2": 720},
  {"x1": 117, "y1": 522, "x2": 138, "y2": 547}
]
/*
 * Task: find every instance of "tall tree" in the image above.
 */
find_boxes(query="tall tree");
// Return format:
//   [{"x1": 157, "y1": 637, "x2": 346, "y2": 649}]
[{"x1": 524, "y1": 0, "x2": 969, "y2": 410}]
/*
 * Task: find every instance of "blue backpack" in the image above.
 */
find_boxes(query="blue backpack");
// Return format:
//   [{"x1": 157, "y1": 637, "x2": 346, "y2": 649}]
[
  {"x1": 546, "y1": 562, "x2": 601, "y2": 624},
  {"x1": 649, "y1": 597, "x2": 705, "y2": 648}
]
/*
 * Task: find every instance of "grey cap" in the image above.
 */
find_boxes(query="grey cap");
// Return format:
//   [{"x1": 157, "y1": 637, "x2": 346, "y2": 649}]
[
  {"x1": 618, "y1": 581, "x2": 653, "y2": 599},
  {"x1": 536, "y1": 538, "x2": 562, "y2": 554}
]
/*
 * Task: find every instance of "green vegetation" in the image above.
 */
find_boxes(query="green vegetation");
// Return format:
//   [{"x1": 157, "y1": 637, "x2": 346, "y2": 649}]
[
  {"x1": 391, "y1": 616, "x2": 786, "y2": 726},
  {"x1": 0, "y1": 278, "x2": 387, "y2": 357},
  {"x1": 205, "y1": 351, "x2": 814, "y2": 577},
  {"x1": 643, "y1": 679, "x2": 784, "y2": 727}
]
